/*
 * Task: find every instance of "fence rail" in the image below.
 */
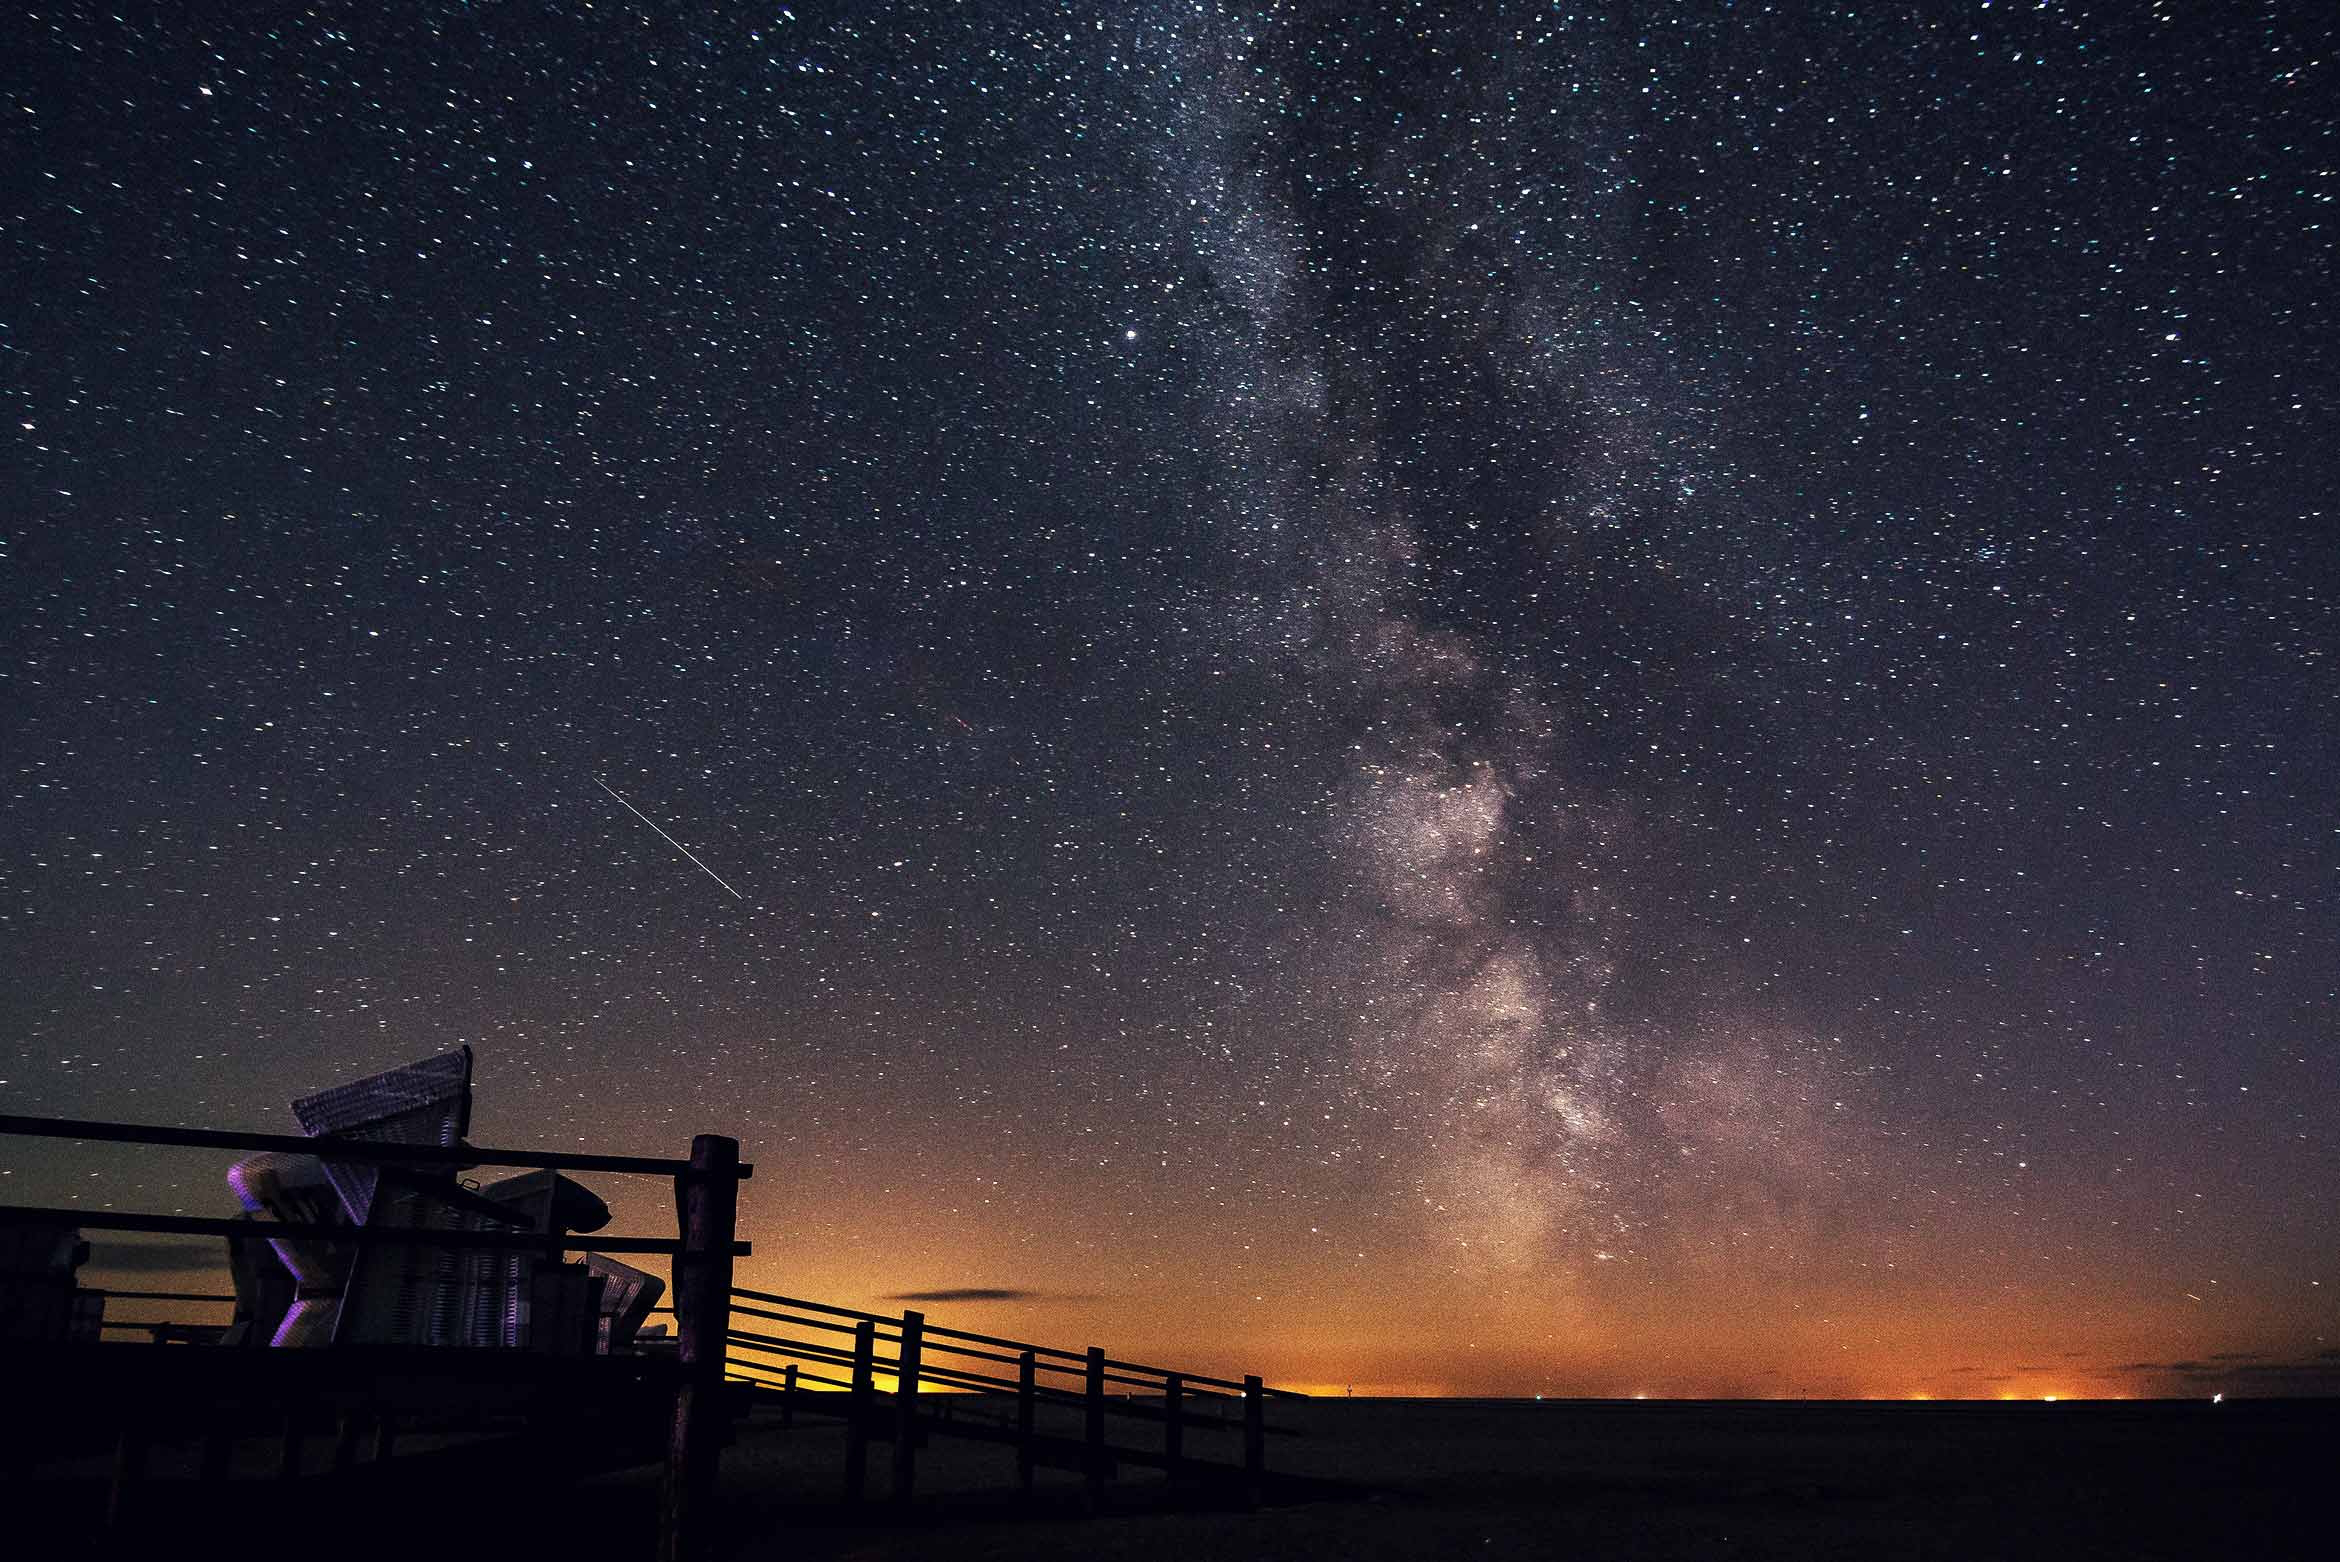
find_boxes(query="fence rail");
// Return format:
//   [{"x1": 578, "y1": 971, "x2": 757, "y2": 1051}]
[
  {"x1": 0, "y1": 1112, "x2": 755, "y2": 1179},
  {"x1": 0, "y1": 1204, "x2": 737, "y2": 1256},
  {"x1": 722, "y1": 1285, "x2": 1304, "y2": 1508}
]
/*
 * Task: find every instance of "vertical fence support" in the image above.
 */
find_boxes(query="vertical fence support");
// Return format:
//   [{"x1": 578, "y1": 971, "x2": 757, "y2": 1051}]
[
  {"x1": 1163, "y1": 1372, "x2": 1184, "y2": 1478},
  {"x1": 278, "y1": 1403, "x2": 305, "y2": 1480},
  {"x1": 781, "y1": 1363, "x2": 798, "y2": 1429},
  {"x1": 1242, "y1": 1374, "x2": 1264, "y2": 1508},
  {"x1": 845, "y1": 1318, "x2": 875, "y2": 1504},
  {"x1": 1084, "y1": 1345, "x2": 1108, "y2": 1501},
  {"x1": 199, "y1": 1421, "x2": 232, "y2": 1483},
  {"x1": 107, "y1": 1422, "x2": 148, "y2": 1529},
  {"x1": 1016, "y1": 1349, "x2": 1038, "y2": 1498},
  {"x1": 893, "y1": 1309, "x2": 924, "y2": 1509},
  {"x1": 660, "y1": 1133, "x2": 740, "y2": 1562},
  {"x1": 371, "y1": 1412, "x2": 397, "y2": 1464}
]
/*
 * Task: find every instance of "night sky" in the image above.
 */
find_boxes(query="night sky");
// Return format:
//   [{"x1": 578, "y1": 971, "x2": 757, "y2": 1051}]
[{"x1": 5, "y1": 2, "x2": 2335, "y2": 1399}]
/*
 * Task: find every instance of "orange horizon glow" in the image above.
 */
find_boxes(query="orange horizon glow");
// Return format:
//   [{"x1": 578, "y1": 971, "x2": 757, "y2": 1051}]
[
  {"x1": 74, "y1": 1253, "x2": 2307, "y2": 1406},
  {"x1": 72, "y1": 1240, "x2": 2301, "y2": 1402},
  {"x1": 62, "y1": 1097, "x2": 2334, "y2": 1407}
]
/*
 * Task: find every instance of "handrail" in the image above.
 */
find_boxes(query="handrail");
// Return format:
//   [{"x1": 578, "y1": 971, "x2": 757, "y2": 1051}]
[
  {"x1": 0, "y1": 1205, "x2": 747, "y2": 1257},
  {"x1": 727, "y1": 1334, "x2": 1101, "y2": 1407},
  {"x1": 0, "y1": 1112, "x2": 754, "y2": 1179},
  {"x1": 729, "y1": 1357, "x2": 854, "y2": 1392},
  {"x1": 730, "y1": 1286, "x2": 1301, "y2": 1397},
  {"x1": 732, "y1": 1302, "x2": 901, "y2": 1344},
  {"x1": 725, "y1": 1304, "x2": 1137, "y2": 1387},
  {"x1": 725, "y1": 1328, "x2": 1090, "y2": 1405},
  {"x1": 734, "y1": 1288, "x2": 1082, "y2": 1364}
]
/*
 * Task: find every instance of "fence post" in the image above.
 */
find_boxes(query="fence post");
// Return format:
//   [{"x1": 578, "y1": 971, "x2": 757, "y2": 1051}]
[
  {"x1": 199, "y1": 1418, "x2": 233, "y2": 1483},
  {"x1": 107, "y1": 1422, "x2": 149, "y2": 1529},
  {"x1": 1084, "y1": 1345, "x2": 1108, "y2": 1501},
  {"x1": 1242, "y1": 1374, "x2": 1264, "y2": 1507},
  {"x1": 845, "y1": 1318, "x2": 875, "y2": 1503},
  {"x1": 660, "y1": 1133, "x2": 740, "y2": 1562},
  {"x1": 278, "y1": 1402, "x2": 305, "y2": 1479},
  {"x1": 781, "y1": 1363, "x2": 797, "y2": 1429},
  {"x1": 893, "y1": 1308, "x2": 924, "y2": 1509},
  {"x1": 1163, "y1": 1372, "x2": 1183, "y2": 1477},
  {"x1": 1016, "y1": 1349, "x2": 1037, "y2": 1498}
]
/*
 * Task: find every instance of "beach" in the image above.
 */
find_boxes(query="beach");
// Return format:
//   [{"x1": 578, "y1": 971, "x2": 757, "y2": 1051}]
[
  {"x1": 19, "y1": 1379, "x2": 2326, "y2": 1557},
  {"x1": 692, "y1": 1396, "x2": 2325, "y2": 1560}
]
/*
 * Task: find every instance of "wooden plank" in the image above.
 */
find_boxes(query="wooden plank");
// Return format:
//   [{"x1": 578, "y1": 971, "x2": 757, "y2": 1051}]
[
  {"x1": 0, "y1": 1112, "x2": 753, "y2": 1178},
  {"x1": 0, "y1": 1205, "x2": 739, "y2": 1256},
  {"x1": 732, "y1": 1287, "x2": 1087, "y2": 1363}
]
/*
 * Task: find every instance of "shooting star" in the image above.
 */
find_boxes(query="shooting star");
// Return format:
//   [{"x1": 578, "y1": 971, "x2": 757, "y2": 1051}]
[{"x1": 593, "y1": 776, "x2": 744, "y2": 900}]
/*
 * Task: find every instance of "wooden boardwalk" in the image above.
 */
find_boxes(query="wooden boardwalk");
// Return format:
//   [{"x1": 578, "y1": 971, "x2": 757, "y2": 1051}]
[
  {"x1": 721, "y1": 1290, "x2": 1306, "y2": 1509},
  {"x1": 4, "y1": 1109, "x2": 1308, "y2": 1556}
]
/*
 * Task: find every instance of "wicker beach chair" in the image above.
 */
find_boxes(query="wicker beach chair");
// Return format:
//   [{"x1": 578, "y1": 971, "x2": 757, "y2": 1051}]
[
  {"x1": 219, "y1": 1213, "x2": 296, "y2": 1347},
  {"x1": 227, "y1": 1047, "x2": 630, "y2": 1351},
  {"x1": 289, "y1": 1046, "x2": 477, "y2": 1229},
  {"x1": 583, "y1": 1253, "x2": 664, "y2": 1354},
  {"x1": 478, "y1": 1169, "x2": 631, "y2": 1353},
  {"x1": 223, "y1": 1152, "x2": 350, "y2": 1347},
  {"x1": 285, "y1": 1046, "x2": 538, "y2": 1348}
]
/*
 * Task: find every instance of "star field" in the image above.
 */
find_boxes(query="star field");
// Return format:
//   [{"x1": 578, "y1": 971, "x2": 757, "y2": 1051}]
[{"x1": 3, "y1": 1, "x2": 2335, "y2": 1397}]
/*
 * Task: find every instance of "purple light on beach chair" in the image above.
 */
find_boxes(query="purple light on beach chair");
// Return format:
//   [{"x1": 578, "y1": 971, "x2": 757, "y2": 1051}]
[{"x1": 224, "y1": 1152, "x2": 349, "y2": 1347}]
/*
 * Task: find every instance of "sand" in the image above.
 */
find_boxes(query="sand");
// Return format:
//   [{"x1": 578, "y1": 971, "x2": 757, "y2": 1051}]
[
  {"x1": 695, "y1": 1396, "x2": 2325, "y2": 1560},
  {"x1": 22, "y1": 1396, "x2": 2325, "y2": 1559}
]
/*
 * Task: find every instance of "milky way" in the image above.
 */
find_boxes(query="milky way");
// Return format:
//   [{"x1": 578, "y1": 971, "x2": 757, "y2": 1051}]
[
  {"x1": 4, "y1": 1, "x2": 2334, "y2": 1396},
  {"x1": 1143, "y1": 8, "x2": 1875, "y2": 1280}
]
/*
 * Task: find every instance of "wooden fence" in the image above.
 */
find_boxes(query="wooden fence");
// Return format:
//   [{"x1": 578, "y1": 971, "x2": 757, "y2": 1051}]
[
  {"x1": 0, "y1": 1114, "x2": 750, "y2": 1562},
  {"x1": 4, "y1": 1113, "x2": 1310, "y2": 1545},
  {"x1": 721, "y1": 1288, "x2": 1307, "y2": 1508}
]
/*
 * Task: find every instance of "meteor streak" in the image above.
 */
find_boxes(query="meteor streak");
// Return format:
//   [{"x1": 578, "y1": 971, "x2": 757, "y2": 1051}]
[{"x1": 593, "y1": 776, "x2": 744, "y2": 900}]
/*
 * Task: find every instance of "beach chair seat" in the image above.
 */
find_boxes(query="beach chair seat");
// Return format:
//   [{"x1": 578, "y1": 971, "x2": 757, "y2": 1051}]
[
  {"x1": 224, "y1": 1151, "x2": 351, "y2": 1347},
  {"x1": 583, "y1": 1253, "x2": 665, "y2": 1354},
  {"x1": 470, "y1": 1169, "x2": 618, "y2": 1353}
]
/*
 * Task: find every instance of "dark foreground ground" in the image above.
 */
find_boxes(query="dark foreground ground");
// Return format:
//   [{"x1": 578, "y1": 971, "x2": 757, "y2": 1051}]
[
  {"x1": 22, "y1": 1396, "x2": 2328, "y2": 1559},
  {"x1": 702, "y1": 1397, "x2": 2324, "y2": 1561}
]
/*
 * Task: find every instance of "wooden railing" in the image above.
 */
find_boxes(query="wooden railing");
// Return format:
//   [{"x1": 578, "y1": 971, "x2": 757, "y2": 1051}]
[
  {"x1": 722, "y1": 1288, "x2": 1305, "y2": 1507},
  {"x1": 92, "y1": 1287, "x2": 236, "y2": 1344},
  {"x1": 0, "y1": 1114, "x2": 751, "y2": 1562}
]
